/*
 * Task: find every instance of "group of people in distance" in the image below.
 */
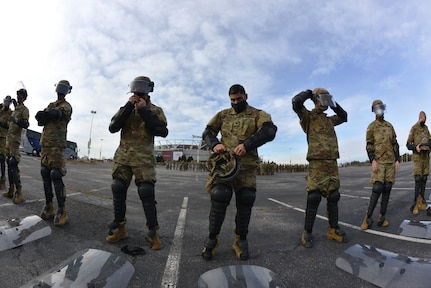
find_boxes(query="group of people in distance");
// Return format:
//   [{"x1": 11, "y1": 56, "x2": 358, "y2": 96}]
[{"x1": 1, "y1": 77, "x2": 429, "y2": 261}]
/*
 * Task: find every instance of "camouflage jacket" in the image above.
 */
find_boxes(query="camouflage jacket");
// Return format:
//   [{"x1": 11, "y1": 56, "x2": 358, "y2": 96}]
[
  {"x1": 112, "y1": 101, "x2": 167, "y2": 167},
  {"x1": 366, "y1": 119, "x2": 399, "y2": 163},
  {"x1": 40, "y1": 99, "x2": 72, "y2": 148},
  {"x1": 0, "y1": 107, "x2": 12, "y2": 139},
  {"x1": 7, "y1": 104, "x2": 29, "y2": 144},
  {"x1": 406, "y1": 122, "x2": 431, "y2": 158},
  {"x1": 296, "y1": 107, "x2": 344, "y2": 161},
  {"x1": 206, "y1": 104, "x2": 273, "y2": 168}
]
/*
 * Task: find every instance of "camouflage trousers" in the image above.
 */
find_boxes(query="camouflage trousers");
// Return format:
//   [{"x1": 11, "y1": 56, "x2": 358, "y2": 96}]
[
  {"x1": 6, "y1": 141, "x2": 21, "y2": 162},
  {"x1": 306, "y1": 160, "x2": 340, "y2": 197},
  {"x1": 412, "y1": 153, "x2": 429, "y2": 176},
  {"x1": 112, "y1": 163, "x2": 156, "y2": 186},
  {"x1": 370, "y1": 162, "x2": 396, "y2": 185},
  {"x1": 41, "y1": 147, "x2": 66, "y2": 176}
]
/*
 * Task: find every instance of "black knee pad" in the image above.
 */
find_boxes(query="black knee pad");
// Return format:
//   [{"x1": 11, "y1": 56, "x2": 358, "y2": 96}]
[
  {"x1": 50, "y1": 168, "x2": 63, "y2": 181},
  {"x1": 372, "y1": 181, "x2": 384, "y2": 194},
  {"x1": 41, "y1": 166, "x2": 50, "y2": 178},
  {"x1": 236, "y1": 188, "x2": 256, "y2": 206},
  {"x1": 384, "y1": 182, "x2": 392, "y2": 193},
  {"x1": 423, "y1": 175, "x2": 428, "y2": 182},
  {"x1": 327, "y1": 190, "x2": 340, "y2": 203},
  {"x1": 307, "y1": 190, "x2": 322, "y2": 205},
  {"x1": 0, "y1": 154, "x2": 5, "y2": 163},
  {"x1": 210, "y1": 184, "x2": 233, "y2": 204},
  {"x1": 137, "y1": 182, "x2": 155, "y2": 203},
  {"x1": 112, "y1": 178, "x2": 127, "y2": 195},
  {"x1": 7, "y1": 157, "x2": 18, "y2": 169},
  {"x1": 415, "y1": 174, "x2": 422, "y2": 183}
]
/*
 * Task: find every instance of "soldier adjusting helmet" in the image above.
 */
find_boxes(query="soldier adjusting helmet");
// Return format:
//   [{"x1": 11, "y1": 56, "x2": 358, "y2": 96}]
[
  {"x1": 129, "y1": 76, "x2": 154, "y2": 95},
  {"x1": 3, "y1": 95, "x2": 12, "y2": 107},
  {"x1": 55, "y1": 80, "x2": 72, "y2": 95},
  {"x1": 206, "y1": 151, "x2": 240, "y2": 182}
]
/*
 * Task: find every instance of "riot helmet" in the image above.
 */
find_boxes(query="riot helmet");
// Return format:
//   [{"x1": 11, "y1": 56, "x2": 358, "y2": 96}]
[
  {"x1": 206, "y1": 151, "x2": 240, "y2": 182},
  {"x1": 129, "y1": 76, "x2": 154, "y2": 95},
  {"x1": 55, "y1": 80, "x2": 72, "y2": 95},
  {"x1": 312, "y1": 88, "x2": 335, "y2": 108},
  {"x1": 15, "y1": 81, "x2": 27, "y2": 100},
  {"x1": 371, "y1": 100, "x2": 385, "y2": 116}
]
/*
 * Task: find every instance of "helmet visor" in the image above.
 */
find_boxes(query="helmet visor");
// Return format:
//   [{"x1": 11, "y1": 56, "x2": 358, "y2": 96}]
[
  {"x1": 129, "y1": 80, "x2": 153, "y2": 94},
  {"x1": 372, "y1": 103, "x2": 386, "y2": 112},
  {"x1": 316, "y1": 93, "x2": 335, "y2": 107}
]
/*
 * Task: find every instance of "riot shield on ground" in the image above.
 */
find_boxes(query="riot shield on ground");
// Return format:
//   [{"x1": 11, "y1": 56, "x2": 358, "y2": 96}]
[
  {"x1": 336, "y1": 243, "x2": 431, "y2": 288},
  {"x1": 397, "y1": 219, "x2": 431, "y2": 239},
  {"x1": 0, "y1": 215, "x2": 51, "y2": 252},
  {"x1": 198, "y1": 265, "x2": 286, "y2": 288},
  {"x1": 21, "y1": 248, "x2": 135, "y2": 288}
]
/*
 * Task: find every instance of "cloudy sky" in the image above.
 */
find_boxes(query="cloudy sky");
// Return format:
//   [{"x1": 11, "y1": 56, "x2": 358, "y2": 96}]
[{"x1": 1, "y1": 0, "x2": 431, "y2": 164}]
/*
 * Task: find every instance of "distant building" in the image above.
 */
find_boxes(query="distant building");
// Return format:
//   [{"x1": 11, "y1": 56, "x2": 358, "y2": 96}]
[{"x1": 154, "y1": 139, "x2": 211, "y2": 162}]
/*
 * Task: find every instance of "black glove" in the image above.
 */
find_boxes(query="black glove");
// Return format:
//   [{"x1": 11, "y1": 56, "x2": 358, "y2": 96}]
[{"x1": 35, "y1": 111, "x2": 48, "y2": 126}]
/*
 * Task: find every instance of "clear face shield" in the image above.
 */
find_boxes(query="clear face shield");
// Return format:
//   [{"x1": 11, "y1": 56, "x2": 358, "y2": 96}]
[
  {"x1": 55, "y1": 83, "x2": 72, "y2": 95},
  {"x1": 315, "y1": 93, "x2": 335, "y2": 108},
  {"x1": 372, "y1": 103, "x2": 386, "y2": 116},
  {"x1": 129, "y1": 79, "x2": 154, "y2": 94}
]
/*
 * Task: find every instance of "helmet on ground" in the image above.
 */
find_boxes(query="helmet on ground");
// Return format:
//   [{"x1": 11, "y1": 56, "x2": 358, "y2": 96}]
[
  {"x1": 206, "y1": 151, "x2": 240, "y2": 182},
  {"x1": 55, "y1": 80, "x2": 72, "y2": 95},
  {"x1": 129, "y1": 76, "x2": 154, "y2": 94},
  {"x1": 371, "y1": 100, "x2": 385, "y2": 112}
]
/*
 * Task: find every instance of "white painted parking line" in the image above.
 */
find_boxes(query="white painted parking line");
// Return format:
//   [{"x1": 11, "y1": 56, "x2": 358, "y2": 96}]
[
  {"x1": 268, "y1": 197, "x2": 431, "y2": 244},
  {"x1": 161, "y1": 197, "x2": 188, "y2": 288}
]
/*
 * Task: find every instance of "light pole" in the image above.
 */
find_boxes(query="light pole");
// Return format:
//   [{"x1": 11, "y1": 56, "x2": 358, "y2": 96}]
[
  {"x1": 88, "y1": 110, "x2": 96, "y2": 159},
  {"x1": 99, "y1": 138, "x2": 103, "y2": 160}
]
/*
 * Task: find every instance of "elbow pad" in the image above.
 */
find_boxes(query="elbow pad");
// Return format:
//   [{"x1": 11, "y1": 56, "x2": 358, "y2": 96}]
[
  {"x1": 138, "y1": 107, "x2": 168, "y2": 137},
  {"x1": 202, "y1": 126, "x2": 220, "y2": 150},
  {"x1": 394, "y1": 142, "x2": 400, "y2": 162},
  {"x1": 406, "y1": 142, "x2": 416, "y2": 151},
  {"x1": 47, "y1": 108, "x2": 62, "y2": 119},
  {"x1": 35, "y1": 111, "x2": 48, "y2": 126},
  {"x1": 292, "y1": 90, "x2": 312, "y2": 113},
  {"x1": 17, "y1": 119, "x2": 29, "y2": 129},
  {"x1": 332, "y1": 103, "x2": 347, "y2": 122},
  {"x1": 243, "y1": 122, "x2": 277, "y2": 151},
  {"x1": 109, "y1": 102, "x2": 134, "y2": 133}
]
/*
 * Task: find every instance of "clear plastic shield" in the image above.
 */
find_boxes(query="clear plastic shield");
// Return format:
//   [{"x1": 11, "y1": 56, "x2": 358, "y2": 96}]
[
  {"x1": 198, "y1": 265, "x2": 286, "y2": 288},
  {"x1": 21, "y1": 248, "x2": 135, "y2": 288},
  {"x1": 0, "y1": 215, "x2": 52, "y2": 252},
  {"x1": 398, "y1": 220, "x2": 431, "y2": 239},
  {"x1": 336, "y1": 244, "x2": 431, "y2": 288}
]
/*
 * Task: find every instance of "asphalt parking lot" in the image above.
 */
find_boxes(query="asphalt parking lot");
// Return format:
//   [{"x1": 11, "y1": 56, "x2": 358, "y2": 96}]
[{"x1": 0, "y1": 154, "x2": 430, "y2": 287}]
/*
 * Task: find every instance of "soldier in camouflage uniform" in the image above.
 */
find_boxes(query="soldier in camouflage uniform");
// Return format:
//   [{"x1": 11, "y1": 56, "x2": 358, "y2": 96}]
[
  {"x1": 106, "y1": 76, "x2": 168, "y2": 250},
  {"x1": 292, "y1": 88, "x2": 348, "y2": 248},
  {"x1": 406, "y1": 111, "x2": 430, "y2": 214},
  {"x1": 201, "y1": 84, "x2": 277, "y2": 261},
  {"x1": 35, "y1": 80, "x2": 73, "y2": 227},
  {"x1": 3, "y1": 82, "x2": 29, "y2": 204},
  {"x1": 0, "y1": 96, "x2": 13, "y2": 189},
  {"x1": 361, "y1": 100, "x2": 400, "y2": 230}
]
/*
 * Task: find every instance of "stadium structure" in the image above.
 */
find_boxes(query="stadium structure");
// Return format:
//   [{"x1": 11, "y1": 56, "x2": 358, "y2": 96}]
[{"x1": 154, "y1": 138, "x2": 211, "y2": 162}]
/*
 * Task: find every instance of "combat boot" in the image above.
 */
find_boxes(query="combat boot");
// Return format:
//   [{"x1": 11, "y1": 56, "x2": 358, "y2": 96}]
[
  {"x1": 0, "y1": 177, "x2": 6, "y2": 189},
  {"x1": 327, "y1": 227, "x2": 349, "y2": 243},
  {"x1": 54, "y1": 207, "x2": 68, "y2": 226},
  {"x1": 2, "y1": 186, "x2": 13, "y2": 198},
  {"x1": 41, "y1": 203, "x2": 55, "y2": 220},
  {"x1": 418, "y1": 195, "x2": 427, "y2": 211},
  {"x1": 201, "y1": 236, "x2": 220, "y2": 261},
  {"x1": 13, "y1": 186, "x2": 24, "y2": 204},
  {"x1": 146, "y1": 229, "x2": 162, "y2": 250},
  {"x1": 360, "y1": 214, "x2": 373, "y2": 230},
  {"x1": 377, "y1": 214, "x2": 389, "y2": 227},
  {"x1": 301, "y1": 230, "x2": 313, "y2": 248},
  {"x1": 232, "y1": 234, "x2": 249, "y2": 260},
  {"x1": 412, "y1": 198, "x2": 420, "y2": 215},
  {"x1": 106, "y1": 221, "x2": 128, "y2": 243}
]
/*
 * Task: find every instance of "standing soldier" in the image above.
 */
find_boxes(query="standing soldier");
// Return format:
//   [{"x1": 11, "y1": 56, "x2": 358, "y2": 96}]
[
  {"x1": 106, "y1": 76, "x2": 168, "y2": 250},
  {"x1": 361, "y1": 100, "x2": 400, "y2": 230},
  {"x1": 201, "y1": 84, "x2": 277, "y2": 261},
  {"x1": 0, "y1": 96, "x2": 13, "y2": 190},
  {"x1": 35, "y1": 80, "x2": 73, "y2": 226},
  {"x1": 406, "y1": 111, "x2": 430, "y2": 214},
  {"x1": 292, "y1": 88, "x2": 348, "y2": 248},
  {"x1": 3, "y1": 82, "x2": 29, "y2": 204}
]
